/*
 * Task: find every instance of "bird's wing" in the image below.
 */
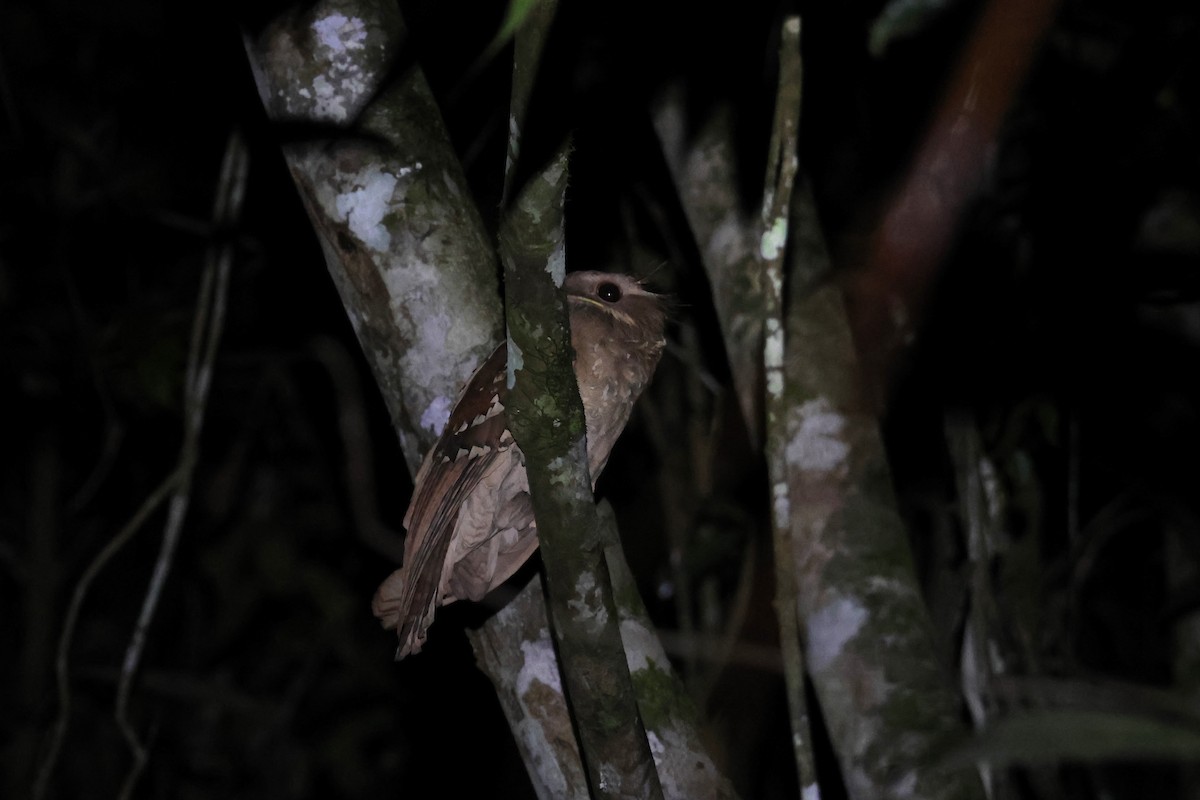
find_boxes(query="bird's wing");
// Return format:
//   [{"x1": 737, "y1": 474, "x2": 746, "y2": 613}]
[{"x1": 371, "y1": 342, "x2": 513, "y2": 658}]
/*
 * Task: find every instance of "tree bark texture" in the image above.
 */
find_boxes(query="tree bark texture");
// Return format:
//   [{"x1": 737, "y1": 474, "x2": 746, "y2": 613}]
[
  {"x1": 654, "y1": 50, "x2": 986, "y2": 800},
  {"x1": 248, "y1": 3, "x2": 732, "y2": 797}
]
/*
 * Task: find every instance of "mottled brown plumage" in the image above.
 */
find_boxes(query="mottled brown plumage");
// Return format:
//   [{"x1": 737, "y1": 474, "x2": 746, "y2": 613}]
[{"x1": 373, "y1": 271, "x2": 667, "y2": 658}]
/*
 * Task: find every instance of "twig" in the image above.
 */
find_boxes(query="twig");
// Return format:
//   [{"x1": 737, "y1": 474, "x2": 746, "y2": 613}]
[
  {"x1": 112, "y1": 130, "x2": 246, "y2": 795},
  {"x1": 31, "y1": 466, "x2": 184, "y2": 800},
  {"x1": 502, "y1": 0, "x2": 557, "y2": 204},
  {"x1": 945, "y1": 413, "x2": 1007, "y2": 798},
  {"x1": 760, "y1": 16, "x2": 819, "y2": 797}
]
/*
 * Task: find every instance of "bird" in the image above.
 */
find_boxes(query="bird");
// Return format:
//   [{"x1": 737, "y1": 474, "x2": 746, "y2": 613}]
[{"x1": 372, "y1": 271, "x2": 667, "y2": 658}]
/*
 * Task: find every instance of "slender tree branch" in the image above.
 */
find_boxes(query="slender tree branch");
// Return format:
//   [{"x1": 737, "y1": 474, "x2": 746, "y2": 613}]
[
  {"x1": 501, "y1": 0, "x2": 557, "y2": 206},
  {"x1": 32, "y1": 131, "x2": 246, "y2": 800},
  {"x1": 599, "y1": 503, "x2": 737, "y2": 800},
  {"x1": 114, "y1": 130, "x2": 246, "y2": 798},
  {"x1": 32, "y1": 466, "x2": 184, "y2": 800},
  {"x1": 759, "y1": 18, "x2": 821, "y2": 798},
  {"x1": 501, "y1": 137, "x2": 663, "y2": 798},
  {"x1": 468, "y1": 6, "x2": 594, "y2": 797}
]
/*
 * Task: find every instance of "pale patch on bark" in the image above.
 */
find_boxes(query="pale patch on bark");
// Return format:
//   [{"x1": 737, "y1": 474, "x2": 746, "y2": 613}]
[
  {"x1": 788, "y1": 397, "x2": 849, "y2": 474},
  {"x1": 312, "y1": 13, "x2": 367, "y2": 52},
  {"x1": 569, "y1": 570, "x2": 608, "y2": 628},
  {"x1": 517, "y1": 633, "x2": 563, "y2": 696},
  {"x1": 307, "y1": 14, "x2": 371, "y2": 121},
  {"x1": 647, "y1": 726, "x2": 728, "y2": 800},
  {"x1": 708, "y1": 210, "x2": 750, "y2": 277},
  {"x1": 760, "y1": 215, "x2": 789, "y2": 261},
  {"x1": 598, "y1": 762, "x2": 622, "y2": 793},
  {"x1": 513, "y1": 636, "x2": 574, "y2": 799},
  {"x1": 506, "y1": 332, "x2": 524, "y2": 389},
  {"x1": 772, "y1": 481, "x2": 790, "y2": 529},
  {"x1": 546, "y1": 239, "x2": 566, "y2": 287},
  {"x1": 619, "y1": 618, "x2": 664, "y2": 674},
  {"x1": 505, "y1": 113, "x2": 521, "y2": 181},
  {"x1": 335, "y1": 165, "x2": 398, "y2": 252},
  {"x1": 765, "y1": 317, "x2": 784, "y2": 397},
  {"x1": 807, "y1": 596, "x2": 867, "y2": 672}
]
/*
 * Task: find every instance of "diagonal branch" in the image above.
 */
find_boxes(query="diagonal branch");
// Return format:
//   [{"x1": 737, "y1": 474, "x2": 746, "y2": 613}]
[
  {"x1": 244, "y1": 0, "x2": 504, "y2": 472},
  {"x1": 501, "y1": 143, "x2": 662, "y2": 799},
  {"x1": 653, "y1": 90, "x2": 765, "y2": 447}
]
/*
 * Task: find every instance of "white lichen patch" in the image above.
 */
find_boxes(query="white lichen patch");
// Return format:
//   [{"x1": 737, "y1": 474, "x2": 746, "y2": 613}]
[
  {"x1": 313, "y1": 13, "x2": 367, "y2": 53},
  {"x1": 807, "y1": 596, "x2": 867, "y2": 672},
  {"x1": 767, "y1": 256, "x2": 785, "y2": 297},
  {"x1": 394, "y1": 161, "x2": 422, "y2": 179},
  {"x1": 646, "y1": 729, "x2": 665, "y2": 762},
  {"x1": 764, "y1": 318, "x2": 783, "y2": 367},
  {"x1": 311, "y1": 74, "x2": 346, "y2": 120},
  {"x1": 787, "y1": 397, "x2": 849, "y2": 474},
  {"x1": 506, "y1": 113, "x2": 521, "y2": 179},
  {"x1": 546, "y1": 454, "x2": 572, "y2": 487},
  {"x1": 765, "y1": 317, "x2": 785, "y2": 397},
  {"x1": 545, "y1": 441, "x2": 589, "y2": 489},
  {"x1": 767, "y1": 369, "x2": 784, "y2": 398},
  {"x1": 598, "y1": 763, "x2": 620, "y2": 792},
  {"x1": 517, "y1": 634, "x2": 563, "y2": 696},
  {"x1": 335, "y1": 165, "x2": 398, "y2": 252},
  {"x1": 507, "y1": 332, "x2": 524, "y2": 390},
  {"x1": 647, "y1": 725, "x2": 727, "y2": 799},
  {"x1": 772, "y1": 480, "x2": 790, "y2": 529},
  {"x1": 546, "y1": 239, "x2": 566, "y2": 287},
  {"x1": 380, "y1": 261, "x2": 482, "y2": 381},
  {"x1": 420, "y1": 395, "x2": 452, "y2": 436},
  {"x1": 618, "y1": 618, "x2": 665, "y2": 674},
  {"x1": 568, "y1": 570, "x2": 608, "y2": 628},
  {"x1": 542, "y1": 157, "x2": 566, "y2": 194},
  {"x1": 708, "y1": 210, "x2": 751, "y2": 272},
  {"x1": 760, "y1": 215, "x2": 789, "y2": 261},
  {"x1": 306, "y1": 14, "x2": 371, "y2": 121}
]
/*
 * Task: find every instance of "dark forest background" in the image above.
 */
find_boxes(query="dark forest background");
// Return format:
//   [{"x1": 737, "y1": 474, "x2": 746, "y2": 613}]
[{"x1": 4, "y1": 0, "x2": 1200, "y2": 797}]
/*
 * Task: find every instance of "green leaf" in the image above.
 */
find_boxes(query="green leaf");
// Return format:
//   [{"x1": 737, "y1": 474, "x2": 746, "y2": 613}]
[{"x1": 482, "y1": 0, "x2": 542, "y2": 62}]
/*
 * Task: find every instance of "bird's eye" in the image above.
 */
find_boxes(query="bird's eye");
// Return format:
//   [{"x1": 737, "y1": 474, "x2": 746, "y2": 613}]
[{"x1": 597, "y1": 282, "x2": 622, "y2": 303}]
